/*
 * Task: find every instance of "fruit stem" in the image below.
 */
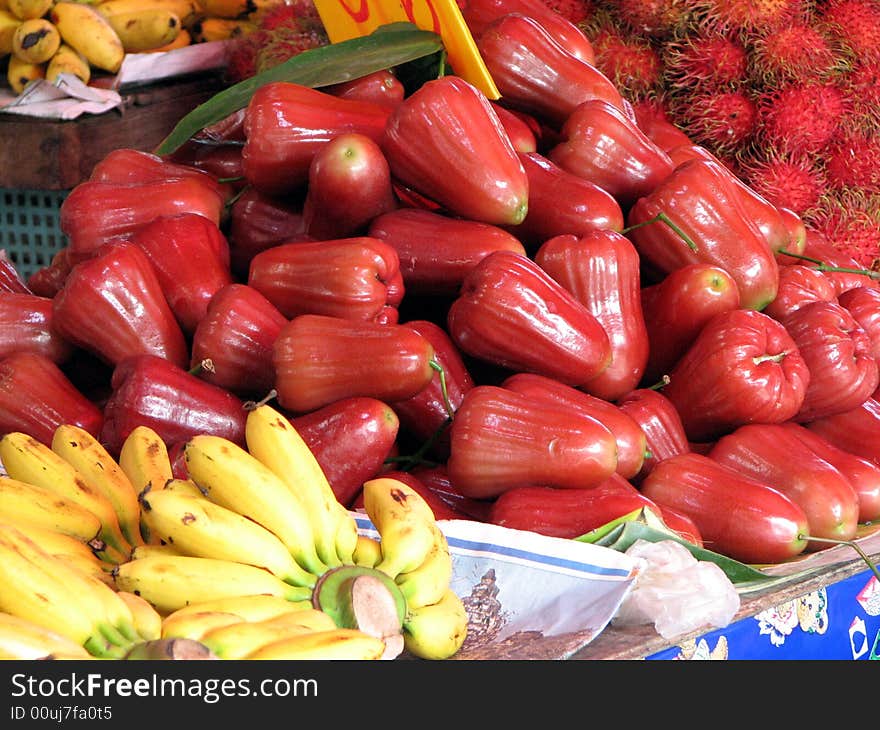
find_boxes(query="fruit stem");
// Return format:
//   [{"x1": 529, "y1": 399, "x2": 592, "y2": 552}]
[
  {"x1": 243, "y1": 388, "x2": 278, "y2": 411},
  {"x1": 383, "y1": 417, "x2": 449, "y2": 472},
  {"x1": 777, "y1": 250, "x2": 880, "y2": 280},
  {"x1": 429, "y1": 358, "x2": 455, "y2": 419},
  {"x1": 622, "y1": 212, "x2": 698, "y2": 252},
  {"x1": 647, "y1": 374, "x2": 670, "y2": 390},
  {"x1": 798, "y1": 534, "x2": 880, "y2": 583}
]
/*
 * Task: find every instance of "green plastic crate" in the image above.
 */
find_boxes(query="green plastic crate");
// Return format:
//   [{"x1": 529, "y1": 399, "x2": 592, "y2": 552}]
[{"x1": 0, "y1": 188, "x2": 70, "y2": 281}]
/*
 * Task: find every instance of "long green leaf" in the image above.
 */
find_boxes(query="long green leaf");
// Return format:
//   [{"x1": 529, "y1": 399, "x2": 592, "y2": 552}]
[{"x1": 155, "y1": 23, "x2": 444, "y2": 156}]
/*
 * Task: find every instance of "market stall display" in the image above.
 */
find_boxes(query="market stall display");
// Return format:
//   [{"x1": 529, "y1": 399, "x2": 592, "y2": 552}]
[{"x1": 0, "y1": 0, "x2": 878, "y2": 661}]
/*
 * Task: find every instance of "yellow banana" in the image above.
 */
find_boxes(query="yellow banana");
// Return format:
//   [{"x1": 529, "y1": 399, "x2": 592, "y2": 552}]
[
  {"x1": 50, "y1": 0, "x2": 124, "y2": 73},
  {"x1": 0, "y1": 9, "x2": 22, "y2": 56},
  {"x1": 6, "y1": 53, "x2": 44, "y2": 92},
  {"x1": 113, "y1": 554, "x2": 313, "y2": 615},
  {"x1": 0, "y1": 611, "x2": 92, "y2": 660},
  {"x1": 245, "y1": 628, "x2": 387, "y2": 660},
  {"x1": 200, "y1": 610, "x2": 339, "y2": 660},
  {"x1": 6, "y1": 520, "x2": 103, "y2": 565},
  {"x1": 119, "y1": 425, "x2": 174, "y2": 497},
  {"x1": 105, "y1": 7, "x2": 180, "y2": 52},
  {"x1": 191, "y1": 15, "x2": 254, "y2": 42},
  {"x1": 402, "y1": 588, "x2": 467, "y2": 660},
  {"x1": 161, "y1": 477, "x2": 205, "y2": 497},
  {"x1": 7, "y1": 0, "x2": 53, "y2": 20},
  {"x1": 52, "y1": 424, "x2": 144, "y2": 549},
  {"x1": 199, "y1": 0, "x2": 248, "y2": 18},
  {"x1": 394, "y1": 522, "x2": 453, "y2": 610},
  {"x1": 0, "y1": 476, "x2": 103, "y2": 545},
  {"x1": 160, "y1": 594, "x2": 314, "y2": 624},
  {"x1": 351, "y1": 534, "x2": 382, "y2": 568},
  {"x1": 11, "y1": 17, "x2": 60, "y2": 64},
  {"x1": 0, "y1": 431, "x2": 132, "y2": 559},
  {"x1": 116, "y1": 590, "x2": 162, "y2": 641},
  {"x1": 139, "y1": 488, "x2": 317, "y2": 588},
  {"x1": 160, "y1": 610, "x2": 245, "y2": 641},
  {"x1": 129, "y1": 542, "x2": 184, "y2": 560},
  {"x1": 45, "y1": 42, "x2": 90, "y2": 83},
  {"x1": 363, "y1": 476, "x2": 438, "y2": 579},
  {"x1": 145, "y1": 24, "x2": 187, "y2": 50},
  {"x1": 245, "y1": 403, "x2": 353, "y2": 569},
  {"x1": 183, "y1": 434, "x2": 328, "y2": 576},
  {"x1": 96, "y1": 0, "x2": 201, "y2": 27}
]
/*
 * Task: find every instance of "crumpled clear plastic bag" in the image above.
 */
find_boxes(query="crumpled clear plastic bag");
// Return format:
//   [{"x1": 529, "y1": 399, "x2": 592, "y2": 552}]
[{"x1": 612, "y1": 539, "x2": 741, "y2": 640}]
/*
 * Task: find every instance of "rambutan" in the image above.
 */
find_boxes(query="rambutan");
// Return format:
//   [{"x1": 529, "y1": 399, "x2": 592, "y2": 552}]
[
  {"x1": 691, "y1": 0, "x2": 806, "y2": 36},
  {"x1": 823, "y1": 129, "x2": 880, "y2": 191},
  {"x1": 747, "y1": 20, "x2": 843, "y2": 86},
  {"x1": 837, "y1": 62, "x2": 880, "y2": 132},
  {"x1": 738, "y1": 151, "x2": 828, "y2": 214},
  {"x1": 817, "y1": 0, "x2": 880, "y2": 62},
  {"x1": 600, "y1": 0, "x2": 693, "y2": 38},
  {"x1": 667, "y1": 88, "x2": 758, "y2": 154},
  {"x1": 588, "y1": 13, "x2": 665, "y2": 100},
  {"x1": 807, "y1": 188, "x2": 880, "y2": 270},
  {"x1": 756, "y1": 82, "x2": 848, "y2": 155},
  {"x1": 661, "y1": 30, "x2": 749, "y2": 92}
]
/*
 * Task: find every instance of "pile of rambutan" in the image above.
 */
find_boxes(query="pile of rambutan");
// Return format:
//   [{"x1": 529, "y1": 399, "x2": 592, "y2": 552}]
[{"x1": 566, "y1": 0, "x2": 880, "y2": 271}]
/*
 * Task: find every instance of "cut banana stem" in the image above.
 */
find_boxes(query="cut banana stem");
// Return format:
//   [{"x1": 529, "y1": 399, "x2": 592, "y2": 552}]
[{"x1": 123, "y1": 638, "x2": 218, "y2": 660}]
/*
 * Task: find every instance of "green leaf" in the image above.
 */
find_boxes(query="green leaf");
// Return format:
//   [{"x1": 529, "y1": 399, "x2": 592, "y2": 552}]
[{"x1": 154, "y1": 23, "x2": 444, "y2": 156}]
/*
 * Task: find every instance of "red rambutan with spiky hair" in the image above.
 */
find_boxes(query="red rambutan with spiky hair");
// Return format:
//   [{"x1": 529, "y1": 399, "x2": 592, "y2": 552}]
[
  {"x1": 756, "y1": 82, "x2": 849, "y2": 155},
  {"x1": 601, "y1": 0, "x2": 693, "y2": 38},
  {"x1": 837, "y1": 62, "x2": 880, "y2": 132},
  {"x1": 587, "y1": 12, "x2": 665, "y2": 100},
  {"x1": 668, "y1": 88, "x2": 758, "y2": 155},
  {"x1": 747, "y1": 20, "x2": 844, "y2": 87},
  {"x1": 823, "y1": 129, "x2": 880, "y2": 191},
  {"x1": 806, "y1": 188, "x2": 880, "y2": 270},
  {"x1": 661, "y1": 30, "x2": 749, "y2": 93},
  {"x1": 691, "y1": 0, "x2": 806, "y2": 36},
  {"x1": 738, "y1": 151, "x2": 828, "y2": 215},
  {"x1": 817, "y1": 0, "x2": 880, "y2": 62}
]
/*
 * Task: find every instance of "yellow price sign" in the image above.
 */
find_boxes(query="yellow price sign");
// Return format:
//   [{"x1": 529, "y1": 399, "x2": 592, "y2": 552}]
[{"x1": 313, "y1": 0, "x2": 500, "y2": 99}]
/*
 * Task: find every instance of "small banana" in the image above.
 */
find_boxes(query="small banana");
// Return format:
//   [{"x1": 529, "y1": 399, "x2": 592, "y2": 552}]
[
  {"x1": 402, "y1": 588, "x2": 468, "y2": 660},
  {"x1": 199, "y1": 0, "x2": 250, "y2": 18},
  {"x1": 0, "y1": 432, "x2": 132, "y2": 559},
  {"x1": 0, "y1": 476, "x2": 103, "y2": 545},
  {"x1": 245, "y1": 403, "x2": 351, "y2": 569},
  {"x1": 52, "y1": 424, "x2": 144, "y2": 549},
  {"x1": 104, "y1": 7, "x2": 180, "y2": 52},
  {"x1": 50, "y1": 1, "x2": 124, "y2": 73},
  {"x1": 191, "y1": 16, "x2": 255, "y2": 42},
  {"x1": 199, "y1": 610, "x2": 339, "y2": 660},
  {"x1": 0, "y1": 9, "x2": 22, "y2": 56},
  {"x1": 394, "y1": 523, "x2": 453, "y2": 610},
  {"x1": 95, "y1": 0, "x2": 201, "y2": 27},
  {"x1": 7, "y1": 0, "x2": 53, "y2": 20},
  {"x1": 0, "y1": 612, "x2": 92, "y2": 660},
  {"x1": 244, "y1": 628, "x2": 387, "y2": 660},
  {"x1": 6, "y1": 52, "x2": 44, "y2": 93},
  {"x1": 113, "y1": 554, "x2": 313, "y2": 615},
  {"x1": 119, "y1": 424, "x2": 174, "y2": 497},
  {"x1": 160, "y1": 610, "x2": 245, "y2": 641},
  {"x1": 145, "y1": 24, "x2": 187, "y2": 50},
  {"x1": 45, "y1": 42, "x2": 90, "y2": 83},
  {"x1": 11, "y1": 17, "x2": 60, "y2": 64},
  {"x1": 116, "y1": 591, "x2": 162, "y2": 641},
  {"x1": 363, "y1": 477, "x2": 438, "y2": 579},
  {"x1": 139, "y1": 488, "x2": 317, "y2": 588},
  {"x1": 161, "y1": 477, "x2": 204, "y2": 498},
  {"x1": 129, "y1": 542, "x2": 184, "y2": 560},
  {"x1": 183, "y1": 434, "x2": 328, "y2": 576},
  {"x1": 6, "y1": 520, "x2": 104, "y2": 568},
  {"x1": 351, "y1": 534, "x2": 382, "y2": 568},
  {"x1": 160, "y1": 594, "x2": 314, "y2": 624}
]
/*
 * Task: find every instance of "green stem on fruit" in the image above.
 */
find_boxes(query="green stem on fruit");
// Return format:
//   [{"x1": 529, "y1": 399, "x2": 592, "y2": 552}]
[
  {"x1": 243, "y1": 389, "x2": 278, "y2": 411},
  {"x1": 646, "y1": 375, "x2": 670, "y2": 391},
  {"x1": 383, "y1": 417, "x2": 450, "y2": 472},
  {"x1": 429, "y1": 357, "x2": 455, "y2": 420},
  {"x1": 622, "y1": 212, "x2": 698, "y2": 252},
  {"x1": 188, "y1": 359, "x2": 214, "y2": 377},
  {"x1": 798, "y1": 534, "x2": 880, "y2": 583},
  {"x1": 777, "y1": 249, "x2": 880, "y2": 280},
  {"x1": 225, "y1": 183, "x2": 250, "y2": 210}
]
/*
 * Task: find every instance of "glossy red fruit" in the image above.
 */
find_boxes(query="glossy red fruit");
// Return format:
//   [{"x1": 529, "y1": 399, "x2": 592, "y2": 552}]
[
  {"x1": 781, "y1": 299, "x2": 879, "y2": 422},
  {"x1": 656, "y1": 504, "x2": 704, "y2": 548},
  {"x1": 535, "y1": 230, "x2": 648, "y2": 401},
  {"x1": 129, "y1": 212, "x2": 234, "y2": 335},
  {"x1": 292, "y1": 396, "x2": 400, "y2": 508},
  {"x1": 639, "y1": 452, "x2": 810, "y2": 565},
  {"x1": 806, "y1": 396, "x2": 880, "y2": 467},
  {"x1": 0, "y1": 251, "x2": 31, "y2": 294},
  {"x1": 502, "y1": 372, "x2": 647, "y2": 481},
  {"x1": 324, "y1": 69, "x2": 405, "y2": 109},
  {"x1": 446, "y1": 384, "x2": 619, "y2": 498},
  {"x1": 0, "y1": 292, "x2": 73, "y2": 364},
  {"x1": 777, "y1": 229, "x2": 879, "y2": 296},
  {"x1": 381, "y1": 75, "x2": 529, "y2": 226},
  {"x1": 302, "y1": 133, "x2": 398, "y2": 241},
  {"x1": 475, "y1": 13, "x2": 625, "y2": 130},
  {"x1": 837, "y1": 285, "x2": 880, "y2": 362},
  {"x1": 447, "y1": 250, "x2": 612, "y2": 387},
  {"x1": 189, "y1": 283, "x2": 288, "y2": 398},
  {"x1": 510, "y1": 151, "x2": 624, "y2": 249},
  {"x1": 491, "y1": 102, "x2": 538, "y2": 153},
  {"x1": 51, "y1": 242, "x2": 190, "y2": 370},
  {"x1": 373, "y1": 469, "x2": 472, "y2": 521},
  {"x1": 548, "y1": 98, "x2": 676, "y2": 211},
  {"x1": 761, "y1": 264, "x2": 837, "y2": 322},
  {"x1": 408, "y1": 463, "x2": 492, "y2": 522},
  {"x1": 100, "y1": 354, "x2": 247, "y2": 457},
  {"x1": 272, "y1": 314, "x2": 436, "y2": 413},
  {"x1": 25, "y1": 248, "x2": 73, "y2": 299},
  {"x1": 241, "y1": 81, "x2": 392, "y2": 197},
  {"x1": 367, "y1": 208, "x2": 526, "y2": 296},
  {"x1": 639, "y1": 263, "x2": 741, "y2": 384},
  {"x1": 0, "y1": 351, "x2": 103, "y2": 445},
  {"x1": 660, "y1": 308, "x2": 811, "y2": 442}
]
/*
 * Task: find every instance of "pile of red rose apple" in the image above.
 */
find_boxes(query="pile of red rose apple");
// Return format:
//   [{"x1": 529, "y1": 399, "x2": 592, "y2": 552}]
[{"x1": 4, "y1": 0, "x2": 880, "y2": 569}]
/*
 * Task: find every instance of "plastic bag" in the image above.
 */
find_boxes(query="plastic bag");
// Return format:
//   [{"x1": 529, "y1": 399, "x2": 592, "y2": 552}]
[{"x1": 613, "y1": 539, "x2": 741, "y2": 640}]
